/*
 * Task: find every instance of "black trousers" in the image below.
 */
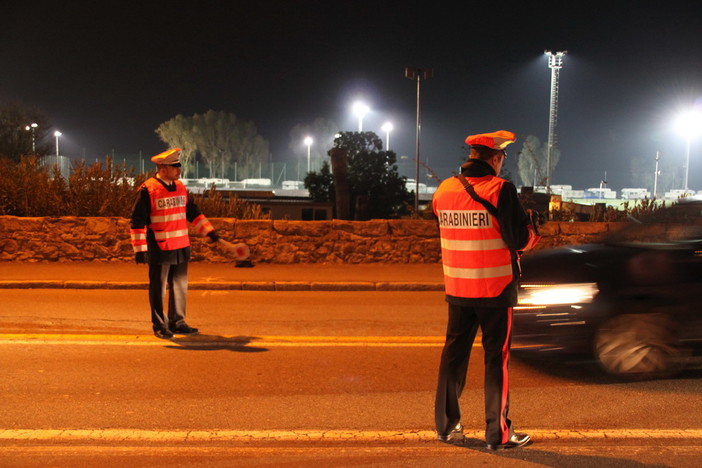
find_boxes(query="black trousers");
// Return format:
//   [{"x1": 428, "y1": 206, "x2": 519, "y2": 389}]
[
  {"x1": 435, "y1": 303, "x2": 514, "y2": 445},
  {"x1": 147, "y1": 262, "x2": 188, "y2": 331}
]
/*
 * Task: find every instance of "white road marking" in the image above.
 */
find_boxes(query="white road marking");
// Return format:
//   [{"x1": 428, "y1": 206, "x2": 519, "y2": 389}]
[
  {"x1": 0, "y1": 334, "x2": 448, "y2": 347},
  {"x1": 1, "y1": 428, "x2": 701, "y2": 442}
]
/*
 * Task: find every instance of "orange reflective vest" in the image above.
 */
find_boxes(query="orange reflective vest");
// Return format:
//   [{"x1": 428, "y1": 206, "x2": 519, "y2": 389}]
[
  {"x1": 433, "y1": 175, "x2": 514, "y2": 298},
  {"x1": 129, "y1": 178, "x2": 214, "y2": 253}
]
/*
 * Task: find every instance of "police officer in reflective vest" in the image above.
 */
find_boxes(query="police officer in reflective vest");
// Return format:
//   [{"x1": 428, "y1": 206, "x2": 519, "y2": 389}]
[
  {"x1": 433, "y1": 131, "x2": 540, "y2": 450},
  {"x1": 130, "y1": 148, "x2": 220, "y2": 339}
]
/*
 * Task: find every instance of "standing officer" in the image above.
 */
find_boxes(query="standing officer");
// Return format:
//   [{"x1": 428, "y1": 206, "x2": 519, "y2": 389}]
[
  {"x1": 130, "y1": 148, "x2": 220, "y2": 339},
  {"x1": 433, "y1": 131, "x2": 540, "y2": 450}
]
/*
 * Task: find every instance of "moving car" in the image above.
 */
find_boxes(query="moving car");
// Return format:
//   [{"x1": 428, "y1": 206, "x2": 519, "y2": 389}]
[{"x1": 514, "y1": 196, "x2": 702, "y2": 379}]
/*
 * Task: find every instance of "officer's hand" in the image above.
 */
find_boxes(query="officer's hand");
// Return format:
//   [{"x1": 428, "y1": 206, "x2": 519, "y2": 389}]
[
  {"x1": 135, "y1": 252, "x2": 147, "y2": 264},
  {"x1": 207, "y1": 231, "x2": 220, "y2": 242},
  {"x1": 527, "y1": 209, "x2": 545, "y2": 227}
]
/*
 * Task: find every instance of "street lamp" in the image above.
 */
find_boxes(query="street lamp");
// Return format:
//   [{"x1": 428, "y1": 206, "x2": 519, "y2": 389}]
[
  {"x1": 25, "y1": 123, "x2": 38, "y2": 153},
  {"x1": 653, "y1": 151, "x2": 661, "y2": 199},
  {"x1": 405, "y1": 67, "x2": 434, "y2": 212},
  {"x1": 352, "y1": 101, "x2": 369, "y2": 132},
  {"x1": 545, "y1": 50, "x2": 567, "y2": 192},
  {"x1": 675, "y1": 108, "x2": 702, "y2": 191},
  {"x1": 381, "y1": 122, "x2": 393, "y2": 150},
  {"x1": 54, "y1": 130, "x2": 62, "y2": 169},
  {"x1": 304, "y1": 136, "x2": 313, "y2": 173}
]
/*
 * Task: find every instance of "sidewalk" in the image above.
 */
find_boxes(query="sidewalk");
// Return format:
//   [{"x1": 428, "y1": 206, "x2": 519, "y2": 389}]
[{"x1": 0, "y1": 262, "x2": 445, "y2": 291}]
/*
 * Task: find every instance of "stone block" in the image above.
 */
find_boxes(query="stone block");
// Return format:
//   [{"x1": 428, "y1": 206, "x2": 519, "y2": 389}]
[
  {"x1": 85, "y1": 217, "x2": 116, "y2": 235},
  {"x1": 273, "y1": 220, "x2": 331, "y2": 237},
  {"x1": 388, "y1": 219, "x2": 438, "y2": 237},
  {"x1": 234, "y1": 220, "x2": 274, "y2": 239},
  {"x1": 0, "y1": 216, "x2": 44, "y2": 232},
  {"x1": 558, "y1": 222, "x2": 610, "y2": 235}
]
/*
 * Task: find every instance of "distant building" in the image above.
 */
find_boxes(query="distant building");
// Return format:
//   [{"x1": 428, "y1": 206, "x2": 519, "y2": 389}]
[
  {"x1": 620, "y1": 188, "x2": 651, "y2": 200},
  {"x1": 216, "y1": 190, "x2": 333, "y2": 220},
  {"x1": 585, "y1": 187, "x2": 617, "y2": 199},
  {"x1": 664, "y1": 189, "x2": 697, "y2": 200}
]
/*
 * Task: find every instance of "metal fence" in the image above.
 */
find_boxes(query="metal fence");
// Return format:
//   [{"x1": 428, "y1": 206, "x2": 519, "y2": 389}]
[
  {"x1": 43, "y1": 153, "x2": 329, "y2": 188},
  {"x1": 42, "y1": 152, "x2": 443, "y2": 192}
]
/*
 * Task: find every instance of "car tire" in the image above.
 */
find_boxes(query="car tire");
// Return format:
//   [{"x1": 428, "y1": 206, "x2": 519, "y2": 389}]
[{"x1": 593, "y1": 312, "x2": 688, "y2": 379}]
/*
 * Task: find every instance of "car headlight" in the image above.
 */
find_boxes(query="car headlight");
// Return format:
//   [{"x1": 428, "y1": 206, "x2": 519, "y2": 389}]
[{"x1": 518, "y1": 283, "x2": 598, "y2": 306}]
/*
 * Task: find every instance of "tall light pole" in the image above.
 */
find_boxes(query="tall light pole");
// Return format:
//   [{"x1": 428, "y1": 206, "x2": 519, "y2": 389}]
[
  {"x1": 54, "y1": 130, "x2": 62, "y2": 168},
  {"x1": 25, "y1": 123, "x2": 38, "y2": 153},
  {"x1": 352, "y1": 101, "x2": 369, "y2": 131},
  {"x1": 545, "y1": 50, "x2": 566, "y2": 193},
  {"x1": 381, "y1": 122, "x2": 393, "y2": 150},
  {"x1": 653, "y1": 151, "x2": 660, "y2": 199},
  {"x1": 675, "y1": 108, "x2": 702, "y2": 191},
  {"x1": 405, "y1": 67, "x2": 433, "y2": 212},
  {"x1": 304, "y1": 136, "x2": 313, "y2": 173}
]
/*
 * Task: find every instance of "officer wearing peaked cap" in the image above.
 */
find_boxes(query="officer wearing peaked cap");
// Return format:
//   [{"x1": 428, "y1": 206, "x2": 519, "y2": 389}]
[
  {"x1": 432, "y1": 131, "x2": 540, "y2": 450},
  {"x1": 130, "y1": 148, "x2": 221, "y2": 339},
  {"x1": 464, "y1": 130, "x2": 516, "y2": 150},
  {"x1": 150, "y1": 148, "x2": 182, "y2": 166}
]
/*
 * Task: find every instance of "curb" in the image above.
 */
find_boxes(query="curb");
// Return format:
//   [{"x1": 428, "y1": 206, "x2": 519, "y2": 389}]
[{"x1": 0, "y1": 280, "x2": 445, "y2": 292}]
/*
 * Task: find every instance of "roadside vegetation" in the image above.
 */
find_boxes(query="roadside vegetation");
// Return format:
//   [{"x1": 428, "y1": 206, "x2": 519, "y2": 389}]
[
  {"x1": 549, "y1": 197, "x2": 667, "y2": 222},
  {"x1": 0, "y1": 155, "x2": 668, "y2": 222},
  {"x1": 0, "y1": 156, "x2": 267, "y2": 218}
]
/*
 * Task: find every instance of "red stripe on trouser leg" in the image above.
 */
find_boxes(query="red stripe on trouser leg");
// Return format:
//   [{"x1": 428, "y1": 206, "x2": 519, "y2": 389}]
[{"x1": 499, "y1": 307, "x2": 513, "y2": 444}]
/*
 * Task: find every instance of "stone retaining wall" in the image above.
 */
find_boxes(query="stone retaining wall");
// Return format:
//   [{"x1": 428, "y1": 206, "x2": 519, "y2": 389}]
[{"x1": 0, "y1": 216, "x2": 622, "y2": 263}]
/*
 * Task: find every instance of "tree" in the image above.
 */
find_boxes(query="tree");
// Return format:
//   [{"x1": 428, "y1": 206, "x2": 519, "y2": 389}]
[
  {"x1": 155, "y1": 110, "x2": 269, "y2": 179},
  {"x1": 154, "y1": 114, "x2": 197, "y2": 175},
  {"x1": 517, "y1": 135, "x2": 559, "y2": 187},
  {"x1": 304, "y1": 160, "x2": 334, "y2": 202},
  {"x1": 288, "y1": 117, "x2": 339, "y2": 173},
  {"x1": 0, "y1": 102, "x2": 51, "y2": 161},
  {"x1": 304, "y1": 131, "x2": 413, "y2": 219}
]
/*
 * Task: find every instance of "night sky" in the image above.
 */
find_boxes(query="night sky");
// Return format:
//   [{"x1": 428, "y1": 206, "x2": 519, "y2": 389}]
[{"x1": 2, "y1": 0, "x2": 701, "y2": 191}]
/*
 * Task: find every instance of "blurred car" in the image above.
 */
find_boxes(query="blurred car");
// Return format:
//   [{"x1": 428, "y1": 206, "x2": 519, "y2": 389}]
[{"x1": 513, "y1": 196, "x2": 702, "y2": 379}]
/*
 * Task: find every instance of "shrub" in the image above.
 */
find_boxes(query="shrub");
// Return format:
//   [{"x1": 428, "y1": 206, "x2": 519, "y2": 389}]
[
  {"x1": 65, "y1": 159, "x2": 148, "y2": 217},
  {"x1": 0, "y1": 156, "x2": 65, "y2": 216},
  {"x1": 549, "y1": 197, "x2": 666, "y2": 222},
  {"x1": 0, "y1": 157, "x2": 266, "y2": 219}
]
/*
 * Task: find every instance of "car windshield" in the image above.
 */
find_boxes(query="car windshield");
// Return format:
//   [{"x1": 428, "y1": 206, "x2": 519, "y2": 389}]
[{"x1": 603, "y1": 197, "x2": 702, "y2": 245}]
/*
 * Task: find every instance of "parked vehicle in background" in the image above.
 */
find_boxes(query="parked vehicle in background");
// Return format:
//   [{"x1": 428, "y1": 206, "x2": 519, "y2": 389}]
[{"x1": 514, "y1": 196, "x2": 702, "y2": 379}]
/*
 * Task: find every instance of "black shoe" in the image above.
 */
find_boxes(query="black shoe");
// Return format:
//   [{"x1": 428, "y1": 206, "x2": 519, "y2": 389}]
[
  {"x1": 169, "y1": 324, "x2": 199, "y2": 335},
  {"x1": 154, "y1": 328, "x2": 174, "y2": 339},
  {"x1": 486, "y1": 432, "x2": 531, "y2": 450},
  {"x1": 437, "y1": 423, "x2": 464, "y2": 443}
]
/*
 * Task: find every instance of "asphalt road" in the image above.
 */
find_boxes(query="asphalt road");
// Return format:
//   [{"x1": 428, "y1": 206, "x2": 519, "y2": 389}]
[{"x1": 2, "y1": 289, "x2": 702, "y2": 467}]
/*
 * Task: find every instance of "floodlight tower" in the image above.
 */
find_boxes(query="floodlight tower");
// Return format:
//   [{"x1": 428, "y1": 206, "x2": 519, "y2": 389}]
[{"x1": 545, "y1": 50, "x2": 566, "y2": 192}]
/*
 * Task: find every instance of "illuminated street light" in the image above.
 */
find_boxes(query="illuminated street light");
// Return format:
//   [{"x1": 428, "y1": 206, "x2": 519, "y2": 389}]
[
  {"x1": 381, "y1": 122, "x2": 394, "y2": 150},
  {"x1": 675, "y1": 108, "x2": 702, "y2": 191},
  {"x1": 54, "y1": 130, "x2": 62, "y2": 168},
  {"x1": 653, "y1": 152, "x2": 661, "y2": 198},
  {"x1": 304, "y1": 136, "x2": 313, "y2": 173},
  {"x1": 25, "y1": 122, "x2": 38, "y2": 153},
  {"x1": 352, "y1": 101, "x2": 369, "y2": 131},
  {"x1": 544, "y1": 50, "x2": 567, "y2": 193}
]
